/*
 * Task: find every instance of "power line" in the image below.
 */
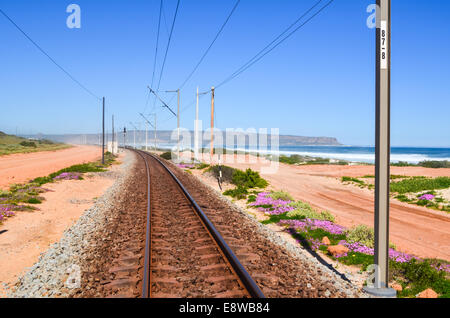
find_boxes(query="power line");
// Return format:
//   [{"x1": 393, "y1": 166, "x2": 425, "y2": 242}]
[
  {"x1": 156, "y1": 0, "x2": 181, "y2": 91},
  {"x1": 215, "y1": 0, "x2": 335, "y2": 89},
  {"x1": 151, "y1": 0, "x2": 164, "y2": 93},
  {"x1": 177, "y1": 0, "x2": 241, "y2": 91},
  {"x1": 0, "y1": 8, "x2": 101, "y2": 100},
  {"x1": 144, "y1": 0, "x2": 164, "y2": 114}
]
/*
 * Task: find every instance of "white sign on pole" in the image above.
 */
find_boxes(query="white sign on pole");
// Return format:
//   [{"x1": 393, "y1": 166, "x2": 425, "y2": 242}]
[{"x1": 380, "y1": 20, "x2": 388, "y2": 69}]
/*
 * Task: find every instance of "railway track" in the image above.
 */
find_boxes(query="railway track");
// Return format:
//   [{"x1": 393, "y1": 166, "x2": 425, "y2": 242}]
[
  {"x1": 127, "y1": 149, "x2": 264, "y2": 298},
  {"x1": 99, "y1": 149, "x2": 355, "y2": 299}
]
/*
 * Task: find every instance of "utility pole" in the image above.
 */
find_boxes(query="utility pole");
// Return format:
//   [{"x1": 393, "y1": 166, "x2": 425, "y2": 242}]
[
  {"x1": 364, "y1": 0, "x2": 395, "y2": 297},
  {"x1": 195, "y1": 87, "x2": 199, "y2": 161},
  {"x1": 150, "y1": 113, "x2": 157, "y2": 150},
  {"x1": 123, "y1": 127, "x2": 127, "y2": 149},
  {"x1": 112, "y1": 115, "x2": 115, "y2": 155},
  {"x1": 129, "y1": 122, "x2": 138, "y2": 149},
  {"x1": 210, "y1": 87, "x2": 215, "y2": 163},
  {"x1": 147, "y1": 86, "x2": 177, "y2": 153},
  {"x1": 166, "y1": 89, "x2": 181, "y2": 157},
  {"x1": 140, "y1": 113, "x2": 155, "y2": 152},
  {"x1": 102, "y1": 98, "x2": 105, "y2": 164}
]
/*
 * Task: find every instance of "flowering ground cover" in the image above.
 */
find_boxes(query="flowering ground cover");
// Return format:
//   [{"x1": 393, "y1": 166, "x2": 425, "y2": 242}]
[{"x1": 246, "y1": 191, "x2": 450, "y2": 298}]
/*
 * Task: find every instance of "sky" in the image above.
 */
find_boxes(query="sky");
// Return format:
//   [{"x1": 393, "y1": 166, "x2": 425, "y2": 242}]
[{"x1": 0, "y1": 0, "x2": 449, "y2": 147}]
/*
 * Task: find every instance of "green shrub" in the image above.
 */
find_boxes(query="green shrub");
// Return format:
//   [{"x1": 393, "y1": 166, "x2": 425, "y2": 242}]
[
  {"x1": 320, "y1": 210, "x2": 336, "y2": 223},
  {"x1": 341, "y1": 176, "x2": 364, "y2": 185},
  {"x1": 391, "y1": 259, "x2": 450, "y2": 298},
  {"x1": 395, "y1": 194, "x2": 412, "y2": 202},
  {"x1": 196, "y1": 163, "x2": 210, "y2": 170},
  {"x1": 269, "y1": 191, "x2": 294, "y2": 201},
  {"x1": 27, "y1": 197, "x2": 42, "y2": 204},
  {"x1": 418, "y1": 160, "x2": 450, "y2": 169},
  {"x1": 232, "y1": 169, "x2": 268, "y2": 189},
  {"x1": 286, "y1": 201, "x2": 335, "y2": 222},
  {"x1": 392, "y1": 161, "x2": 415, "y2": 167},
  {"x1": 223, "y1": 186, "x2": 248, "y2": 200},
  {"x1": 345, "y1": 225, "x2": 375, "y2": 248},
  {"x1": 247, "y1": 195, "x2": 257, "y2": 203},
  {"x1": 31, "y1": 176, "x2": 54, "y2": 186},
  {"x1": 19, "y1": 141, "x2": 37, "y2": 148},
  {"x1": 207, "y1": 165, "x2": 236, "y2": 183},
  {"x1": 390, "y1": 176, "x2": 450, "y2": 194},
  {"x1": 160, "y1": 152, "x2": 172, "y2": 160}
]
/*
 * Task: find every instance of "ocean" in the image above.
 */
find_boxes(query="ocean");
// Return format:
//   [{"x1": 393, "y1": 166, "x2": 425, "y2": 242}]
[
  {"x1": 275, "y1": 146, "x2": 450, "y2": 164},
  {"x1": 140, "y1": 143, "x2": 450, "y2": 164}
]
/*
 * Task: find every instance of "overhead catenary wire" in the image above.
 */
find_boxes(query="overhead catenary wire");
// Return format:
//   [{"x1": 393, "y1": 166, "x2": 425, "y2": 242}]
[
  {"x1": 156, "y1": 0, "x2": 181, "y2": 91},
  {"x1": 215, "y1": 0, "x2": 335, "y2": 89},
  {"x1": 0, "y1": 8, "x2": 101, "y2": 101},
  {"x1": 144, "y1": 0, "x2": 164, "y2": 115},
  {"x1": 177, "y1": 0, "x2": 241, "y2": 91}
]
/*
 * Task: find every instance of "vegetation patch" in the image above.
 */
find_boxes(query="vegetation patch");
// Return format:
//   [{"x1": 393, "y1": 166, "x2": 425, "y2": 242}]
[
  {"x1": 274, "y1": 154, "x2": 349, "y2": 166},
  {"x1": 0, "y1": 152, "x2": 117, "y2": 224},
  {"x1": 244, "y1": 190, "x2": 450, "y2": 298},
  {"x1": 207, "y1": 165, "x2": 268, "y2": 200},
  {"x1": 341, "y1": 175, "x2": 450, "y2": 212},
  {"x1": 0, "y1": 132, "x2": 70, "y2": 156}
]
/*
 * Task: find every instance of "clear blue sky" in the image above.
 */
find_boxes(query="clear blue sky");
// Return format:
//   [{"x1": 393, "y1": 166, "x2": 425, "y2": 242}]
[{"x1": 0, "y1": 0, "x2": 449, "y2": 147}]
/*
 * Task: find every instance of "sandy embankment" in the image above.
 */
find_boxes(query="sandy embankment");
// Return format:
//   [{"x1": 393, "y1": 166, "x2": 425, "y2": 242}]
[
  {"x1": 197, "y1": 153, "x2": 450, "y2": 261},
  {"x1": 0, "y1": 145, "x2": 103, "y2": 190},
  {"x1": 0, "y1": 147, "x2": 124, "y2": 297}
]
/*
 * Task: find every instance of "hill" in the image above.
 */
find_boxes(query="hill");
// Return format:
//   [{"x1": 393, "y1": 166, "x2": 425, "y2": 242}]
[
  {"x1": 37, "y1": 131, "x2": 341, "y2": 147},
  {"x1": 0, "y1": 132, "x2": 69, "y2": 156}
]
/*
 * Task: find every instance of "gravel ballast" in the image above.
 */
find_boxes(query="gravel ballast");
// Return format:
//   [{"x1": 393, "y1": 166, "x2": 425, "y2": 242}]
[{"x1": 9, "y1": 151, "x2": 136, "y2": 298}]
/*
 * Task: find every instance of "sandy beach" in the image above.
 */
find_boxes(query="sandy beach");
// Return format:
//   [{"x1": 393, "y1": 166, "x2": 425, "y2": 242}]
[{"x1": 197, "y1": 153, "x2": 450, "y2": 261}]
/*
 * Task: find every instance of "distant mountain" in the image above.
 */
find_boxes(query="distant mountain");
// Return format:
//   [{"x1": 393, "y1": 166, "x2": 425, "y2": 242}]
[
  {"x1": 278, "y1": 135, "x2": 340, "y2": 146},
  {"x1": 25, "y1": 131, "x2": 341, "y2": 147}
]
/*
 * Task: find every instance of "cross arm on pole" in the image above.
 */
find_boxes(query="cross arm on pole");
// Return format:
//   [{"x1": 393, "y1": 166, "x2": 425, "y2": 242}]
[
  {"x1": 147, "y1": 86, "x2": 177, "y2": 117},
  {"x1": 139, "y1": 113, "x2": 155, "y2": 129}
]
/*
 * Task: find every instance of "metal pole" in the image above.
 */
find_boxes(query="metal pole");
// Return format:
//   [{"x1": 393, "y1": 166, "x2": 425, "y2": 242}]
[
  {"x1": 210, "y1": 87, "x2": 215, "y2": 163},
  {"x1": 146, "y1": 122, "x2": 148, "y2": 151},
  {"x1": 154, "y1": 113, "x2": 157, "y2": 150},
  {"x1": 364, "y1": 0, "x2": 395, "y2": 297},
  {"x1": 177, "y1": 89, "x2": 180, "y2": 157},
  {"x1": 102, "y1": 97, "x2": 105, "y2": 164},
  {"x1": 195, "y1": 86, "x2": 199, "y2": 161},
  {"x1": 112, "y1": 115, "x2": 115, "y2": 155},
  {"x1": 123, "y1": 127, "x2": 126, "y2": 149}
]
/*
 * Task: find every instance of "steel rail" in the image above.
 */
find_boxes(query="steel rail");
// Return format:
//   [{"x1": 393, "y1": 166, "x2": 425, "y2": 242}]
[
  {"x1": 141, "y1": 151, "x2": 265, "y2": 298},
  {"x1": 134, "y1": 150, "x2": 152, "y2": 298}
]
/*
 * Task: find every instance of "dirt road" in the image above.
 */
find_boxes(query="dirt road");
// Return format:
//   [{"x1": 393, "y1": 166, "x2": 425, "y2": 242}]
[{"x1": 0, "y1": 145, "x2": 102, "y2": 189}]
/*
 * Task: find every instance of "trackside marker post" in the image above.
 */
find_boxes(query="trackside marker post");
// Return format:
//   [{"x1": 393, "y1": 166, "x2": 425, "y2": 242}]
[{"x1": 364, "y1": 0, "x2": 396, "y2": 298}]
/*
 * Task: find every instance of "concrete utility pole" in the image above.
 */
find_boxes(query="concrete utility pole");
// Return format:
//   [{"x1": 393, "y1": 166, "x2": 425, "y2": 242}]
[
  {"x1": 150, "y1": 113, "x2": 157, "y2": 150},
  {"x1": 123, "y1": 127, "x2": 126, "y2": 149},
  {"x1": 210, "y1": 87, "x2": 215, "y2": 162},
  {"x1": 129, "y1": 122, "x2": 138, "y2": 149},
  {"x1": 195, "y1": 87, "x2": 200, "y2": 161},
  {"x1": 139, "y1": 113, "x2": 155, "y2": 152},
  {"x1": 166, "y1": 89, "x2": 181, "y2": 157},
  {"x1": 147, "y1": 86, "x2": 177, "y2": 153},
  {"x1": 112, "y1": 115, "x2": 115, "y2": 155},
  {"x1": 364, "y1": 0, "x2": 395, "y2": 297}
]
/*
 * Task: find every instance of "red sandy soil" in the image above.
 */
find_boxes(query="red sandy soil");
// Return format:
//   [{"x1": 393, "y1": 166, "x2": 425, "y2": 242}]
[
  {"x1": 0, "y1": 154, "x2": 124, "y2": 297},
  {"x1": 200, "y1": 154, "x2": 450, "y2": 261},
  {"x1": 0, "y1": 146, "x2": 103, "y2": 190}
]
